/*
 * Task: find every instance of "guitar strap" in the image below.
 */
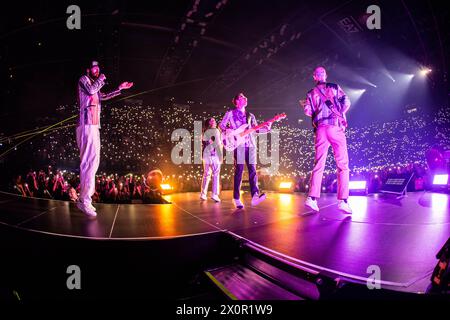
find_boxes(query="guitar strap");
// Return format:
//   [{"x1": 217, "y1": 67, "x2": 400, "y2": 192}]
[
  {"x1": 314, "y1": 85, "x2": 346, "y2": 126},
  {"x1": 229, "y1": 110, "x2": 238, "y2": 129}
]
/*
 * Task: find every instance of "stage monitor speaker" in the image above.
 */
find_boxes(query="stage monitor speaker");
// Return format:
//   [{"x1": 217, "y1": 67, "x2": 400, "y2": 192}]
[{"x1": 380, "y1": 172, "x2": 414, "y2": 198}]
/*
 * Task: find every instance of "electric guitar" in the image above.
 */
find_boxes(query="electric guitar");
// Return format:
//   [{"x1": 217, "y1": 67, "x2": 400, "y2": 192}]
[{"x1": 222, "y1": 113, "x2": 286, "y2": 151}]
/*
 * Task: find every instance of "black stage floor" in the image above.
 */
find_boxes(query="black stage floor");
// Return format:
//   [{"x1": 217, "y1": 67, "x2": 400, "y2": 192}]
[{"x1": 0, "y1": 190, "x2": 448, "y2": 295}]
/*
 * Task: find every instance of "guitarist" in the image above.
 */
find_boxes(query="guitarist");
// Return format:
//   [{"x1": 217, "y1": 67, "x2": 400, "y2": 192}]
[
  {"x1": 301, "y1": 67, "x2": 352, "y2": 214},
  {"x1": 219, "y1": 93, "x2": 270, "y2": 209}
]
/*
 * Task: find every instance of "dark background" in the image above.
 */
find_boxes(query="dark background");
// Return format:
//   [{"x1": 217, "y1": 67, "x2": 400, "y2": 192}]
[{"x1": 0, "y1": 0, "x2": 448, "y2": 134}]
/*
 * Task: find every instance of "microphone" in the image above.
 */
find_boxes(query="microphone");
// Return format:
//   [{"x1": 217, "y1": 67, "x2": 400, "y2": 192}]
[{"x1": 99, "y1": 73, "x2": 107, "y2": 82}]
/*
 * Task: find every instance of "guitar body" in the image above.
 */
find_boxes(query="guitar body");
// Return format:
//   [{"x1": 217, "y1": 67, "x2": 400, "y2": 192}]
[
  {"x1": 223, "y1": 124, "x2": 248, "y2": 152},
  {"x1": 222, "y1": 113, "x2": 287, "y2": 152}
]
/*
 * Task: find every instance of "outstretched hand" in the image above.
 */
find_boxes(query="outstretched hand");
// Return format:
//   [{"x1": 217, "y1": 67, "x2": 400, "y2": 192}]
[{"x1": 119, "y1": 82, "x2": 134, "y2": 90}]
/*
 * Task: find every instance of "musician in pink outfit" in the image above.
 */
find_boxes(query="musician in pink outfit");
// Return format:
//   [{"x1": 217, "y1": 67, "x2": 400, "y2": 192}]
[{"x1": 302, "y1": 67, "x2": 352, "y2": 214}]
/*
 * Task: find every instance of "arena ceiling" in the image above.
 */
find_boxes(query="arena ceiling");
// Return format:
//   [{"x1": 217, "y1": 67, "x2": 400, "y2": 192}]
[{"x1": 0, "y1": 0, "x2": 448, "y2": 128}]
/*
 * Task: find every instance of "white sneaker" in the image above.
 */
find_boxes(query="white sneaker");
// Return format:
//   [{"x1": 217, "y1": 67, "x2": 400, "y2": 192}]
[
  {"x1": 211, "y1": 194, "x2": 221, "y2": 202},
  {"x1": 305, "y1": 196, "x2": 319, "y2": 212},
  {"x1": 234, "y1": 199, "x2": 244, "y2": 209},
  {"x1": 200, "y1": 194, "x2": 207, "y2": 201},
  {"x1": 251, "y1": 193, "x2": 266, "y2": 206},
  {"x1": 89, "y1": 203, "x2": 97, "y2": 212},
  {"x1": 76, "y1": 201, "x2": 97, "y2": 217},
  {"x1": 338, "y1": 200, "x2": 352, "y2": 214}
]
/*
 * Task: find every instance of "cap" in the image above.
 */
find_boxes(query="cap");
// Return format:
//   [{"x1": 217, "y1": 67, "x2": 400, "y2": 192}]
[{"x1": 89, "y1": 61, "x2": 99, "y2": 68}]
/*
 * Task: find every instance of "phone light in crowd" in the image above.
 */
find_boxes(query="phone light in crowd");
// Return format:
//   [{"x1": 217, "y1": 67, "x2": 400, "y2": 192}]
[
  {"x1": 349, "y1": 180, "x2": 368, "y2": 195},
  {"x1": 432, "y1": 174, "x2": 448, "y2": 185}
]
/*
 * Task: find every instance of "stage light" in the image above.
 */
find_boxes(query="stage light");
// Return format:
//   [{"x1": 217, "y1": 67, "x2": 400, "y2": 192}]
[
  {"x1": 346, "y1": 88, "x2": 366, "y2": 105},
  {"x1": 433, "y1": 174, "x2": 448, "y2": 185},
  {"x1": 279, "y1": 182, "x2": 292, "y2": 189},
  {"x1": 160, "y1": 184, "x2": 173, "y2": 190},
  {"x1": 349, "y1": 181, "x2": 367, "y2": 189},
  {"x1": 419, "y1": 67, "x2": 432, "y2": 76},
  {"x1": 381, "y1": 69, "x2": 396, "y2": 83},
  {"x1": 279, "y1": 181, "x2": 294, "y2": 193},
  {"x1": 349, "y1": 180, "x2": 368, "y2": 195}
]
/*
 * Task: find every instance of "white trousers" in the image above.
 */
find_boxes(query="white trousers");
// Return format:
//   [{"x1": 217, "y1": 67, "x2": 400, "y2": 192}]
[
  {"x1": 76, "y1": 125, "x2": 100, "y2": 206},
  {"x1": 201, "y1": 156, "x2": 221, "y2": 197}
]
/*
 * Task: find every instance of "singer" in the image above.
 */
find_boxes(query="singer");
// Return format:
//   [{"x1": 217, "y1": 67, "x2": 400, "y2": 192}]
[{"x1": 76, "y1": 60, "x2": 133, "y2": 217}]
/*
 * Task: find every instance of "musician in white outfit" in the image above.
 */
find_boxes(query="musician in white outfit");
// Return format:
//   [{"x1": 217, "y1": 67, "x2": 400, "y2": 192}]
[
  {"x1": 76, "y1": 61, "x2": 133, "y2": 217},
  {"x1": 200, "y1": 118, "x2": 222, "y2": 202}
]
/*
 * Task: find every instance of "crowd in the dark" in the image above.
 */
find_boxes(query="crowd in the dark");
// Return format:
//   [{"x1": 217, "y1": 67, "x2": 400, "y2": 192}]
[
  {"x1": 10, "y1": 160, "x2": 437, "y2": 203},
  {"x1": 12, "y1": 166, "x2": 169, "y2": 204}
]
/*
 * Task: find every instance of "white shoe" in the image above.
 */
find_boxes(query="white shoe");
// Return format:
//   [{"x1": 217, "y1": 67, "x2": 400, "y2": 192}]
[
  {"x1": 200, "y1": 194, "x2": 207, "y2": 201},
  {"x1": 251, "y1": 193, "x2": 266, "y2": 206},
  {"x1": 76, "y1": 201, "x2": 97, "y2": 217},
  {"x1": 211, "y1": 194, "x2": 221, "y2": 202},
  {"x1": 234, "y1": 199, "x2": 244, "y2": 209},
  {"x1": 338, "y1": 200, "x2": 352, "y2": 214},
  {"x1": 89, "y1": 203, "x2": 97, "y2": 212},
  {"x1": 305, "y1": 196, "x2": 319, "y2": 212}
]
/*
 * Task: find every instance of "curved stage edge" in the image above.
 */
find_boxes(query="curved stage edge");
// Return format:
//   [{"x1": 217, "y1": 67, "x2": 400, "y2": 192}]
[{"x1": 0, "y1": 190, "x2": 448, "y2": 300}]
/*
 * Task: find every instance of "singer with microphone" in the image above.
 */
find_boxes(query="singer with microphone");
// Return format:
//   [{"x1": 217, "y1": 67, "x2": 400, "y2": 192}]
[
  {"x1": 301, "y1": 66, "x2": 352, "y2": 214},
  {"x1": 76, "y1": 60, "x2": 133, "y2": 217}
]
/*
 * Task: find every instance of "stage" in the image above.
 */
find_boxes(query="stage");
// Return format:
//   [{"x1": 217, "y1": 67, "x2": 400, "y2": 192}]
[{"x1": 0, "y1": 190, "x2": 448, "y2": 299}]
